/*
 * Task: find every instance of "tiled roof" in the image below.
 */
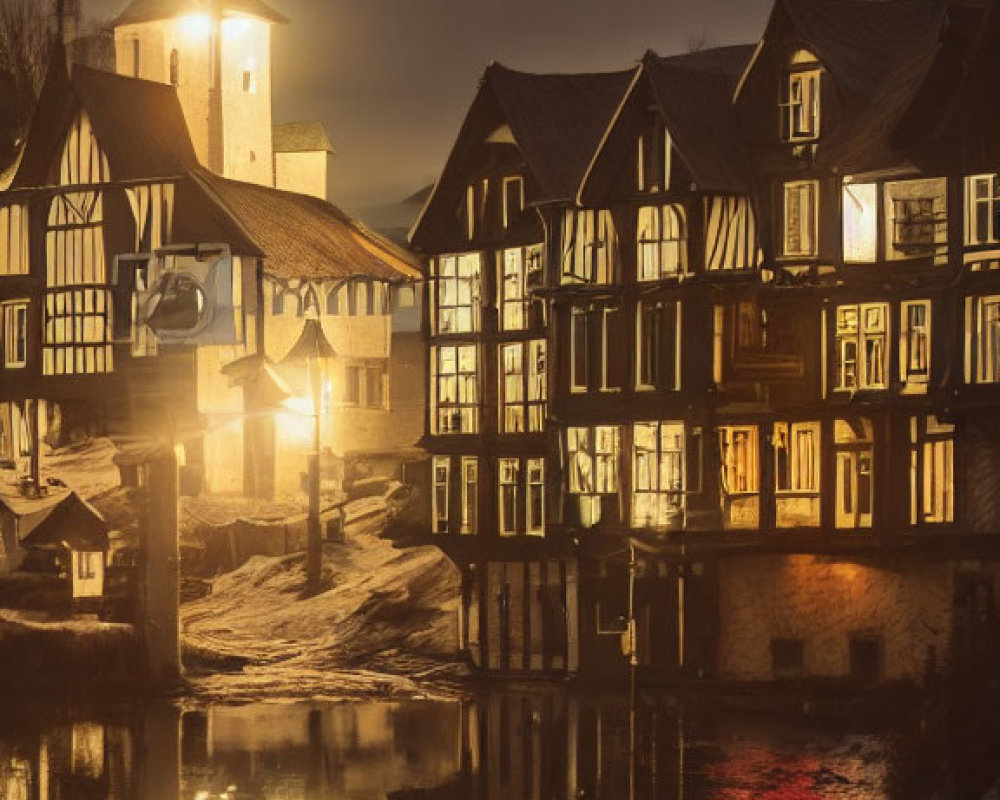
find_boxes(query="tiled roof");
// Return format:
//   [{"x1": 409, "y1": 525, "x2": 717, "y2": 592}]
[{"x1": 191, "y1": 169, "x2": 422, "y2": 282}]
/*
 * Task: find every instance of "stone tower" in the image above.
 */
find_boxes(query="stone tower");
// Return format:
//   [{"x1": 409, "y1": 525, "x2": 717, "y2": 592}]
[{"x1": 112, "y1": 0, "x2": 286, "y2": 186}]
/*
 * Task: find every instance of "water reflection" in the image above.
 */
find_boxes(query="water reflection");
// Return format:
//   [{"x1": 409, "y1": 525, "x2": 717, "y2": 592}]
[{"x1": 0, "y1": 691, "x2": 893, "y2": 800}]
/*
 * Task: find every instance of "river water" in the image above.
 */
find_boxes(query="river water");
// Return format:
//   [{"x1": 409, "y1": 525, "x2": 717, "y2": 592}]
[{"x1": 0, "y1": 687, "x2": 914, "y2": 800}]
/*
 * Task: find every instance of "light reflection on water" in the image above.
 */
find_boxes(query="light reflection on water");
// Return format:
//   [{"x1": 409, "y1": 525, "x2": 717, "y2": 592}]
[{"x1": 0, "y1": 691, "x2": 890, "y2": 800}]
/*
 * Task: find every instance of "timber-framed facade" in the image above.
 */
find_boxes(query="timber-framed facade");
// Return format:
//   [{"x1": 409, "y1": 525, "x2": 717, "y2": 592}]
[{"x1": 408, "y1": 0, "x2": 1000, "y2": 683}]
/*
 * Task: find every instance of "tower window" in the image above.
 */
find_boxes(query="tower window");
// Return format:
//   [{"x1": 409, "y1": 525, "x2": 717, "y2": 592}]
[
  {"x1": 242, "y1": 69, "x2": 256, "y2": 94},
  {"x1": 132, "y1": 39, "x2": 142, "y2": 78},
  {"x1": 169, "y1": 49, "x2": 179, "y2": 86}
]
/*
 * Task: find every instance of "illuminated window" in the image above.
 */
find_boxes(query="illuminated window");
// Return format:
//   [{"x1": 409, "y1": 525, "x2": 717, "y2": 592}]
[
  {"x1": 783, "y1": 180, "x2": 818, "y2": 257},
  {"x1": 460, "y1": 457, "x2": 478, "y2": 534},
  {"x1": 499, "y1": 340, "x2": 546, "y2": 434},
  {"x1": 834, "y1": 303, "x2": 889, "y2": 390},
  {"x1": 432, "y1": 456, "x2": 450, "y2": 534},
  {"x1": 774, "y1": 421, "x2": 820, "y2": 528},
  {"x1": 0, "y1": 204, "x2": 29, "y2": 276},
  {"x1": 2, "y1": 301, "x2": 27, "y2": 369},
  {"x1": 719, "y1": 425, "x2": 759, "y2": 529},
  {"x1": 561, "y1": 209, "x2": 616, "y2": 284},
  {"x1": 499, "y1": 245, "x2": 542, "y2": 331},
  {"x1": 637, "y1": 205, "x2": 686, "y2": 279},
  {"x1": 499, "y1": 458, "x2": 520, "y2": 536},
  {"x1": 502, "y1": 176, "x2": 524, "y2": 228},
  {"x1": 433, "y1": 253, "x2": 481, "y2": 334},
  {"x1": 842, "y1": 182, "x2": 878, "y2": 263},
  {"x1": 632, "y1": 422, "x2": 686, "y2": 528},
  {"x1": 636, "y1": 299, "x2": 680, "y2": 391},
  {"x1": 526, "y1": 458, "x2": 545, "y2": 536},
  {"x1": 835, "y1": 418, "x2": 874, "y2": 530},
  {"x1": 568, "y1": 426, "x2": 619, "y2": 496},
  {"x1": 432, "y1": 344, "x2": 478, "y2": 434},
  {"x1": 900, "y1": 300, "x2": 931, "y2": 390},
  {"x1": 781, "y1": 51, "x2": 820, "y2": 142},
  {"x1": 969, "y1": 295, "x2": 1000, "y2": 383},
  {"x1": 910, "y1": 416, "x2": 954, "y2": 525},
  {"x1": 965, "y1": 174, "x2": 1000, "y2": 245}
]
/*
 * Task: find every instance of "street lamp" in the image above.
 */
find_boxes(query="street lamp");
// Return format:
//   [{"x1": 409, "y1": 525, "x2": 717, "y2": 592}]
[{"x1": 280, "y1": 318, "x2": 336, "y2": 597}]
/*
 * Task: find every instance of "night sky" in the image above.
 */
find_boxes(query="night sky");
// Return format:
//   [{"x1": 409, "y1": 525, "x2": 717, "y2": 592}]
[{"x1": 85, "y1": 0, "x2": 772, "y2": 212}]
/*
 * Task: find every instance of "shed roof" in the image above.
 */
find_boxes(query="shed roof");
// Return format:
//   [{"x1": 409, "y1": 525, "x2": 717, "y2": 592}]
[
  {"x1": 273, "y1": 121, "x2": 336, "y2": 154},
  {"x1": 113, "y1": 0, "x2": 288, "y2": 26}
]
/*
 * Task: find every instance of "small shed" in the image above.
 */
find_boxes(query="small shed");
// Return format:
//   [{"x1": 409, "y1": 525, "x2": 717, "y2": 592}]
[{"x1": 19, "y1": 493, "x2": 110, "y2": 598}]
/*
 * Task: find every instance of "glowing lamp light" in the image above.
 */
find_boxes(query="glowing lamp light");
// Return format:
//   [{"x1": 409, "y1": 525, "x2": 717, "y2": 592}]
[
  {"x1": 177, "y1": 14, "x2": 212, "y2": 38},
  {"x1": 222, "y1": 17, "x2": 252, "y2": 38}
]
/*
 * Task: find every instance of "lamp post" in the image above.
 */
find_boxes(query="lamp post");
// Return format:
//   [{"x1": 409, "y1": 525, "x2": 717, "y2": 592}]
[{"x1": 281, "y1": 319, "x2": 336, "y2": 597}]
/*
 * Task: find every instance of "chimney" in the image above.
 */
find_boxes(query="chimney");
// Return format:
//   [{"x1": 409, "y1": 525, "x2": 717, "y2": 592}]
[{"x1": 54, "y1": 0, "x2": 79, "y2": 75}]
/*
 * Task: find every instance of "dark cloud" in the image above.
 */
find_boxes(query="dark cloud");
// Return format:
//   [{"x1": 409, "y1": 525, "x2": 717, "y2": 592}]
[{"x1": 85, "y1": 0, "x2": 771, "y2": 211}]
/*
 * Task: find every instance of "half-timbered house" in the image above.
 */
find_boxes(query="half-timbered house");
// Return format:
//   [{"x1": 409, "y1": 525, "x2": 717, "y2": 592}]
[
  {"x1": 0, "y1": 0, "x2": 421, "y2": 505},
  {"x1": 409, "y1": 0, "x2": 1000, "y2": 684}
]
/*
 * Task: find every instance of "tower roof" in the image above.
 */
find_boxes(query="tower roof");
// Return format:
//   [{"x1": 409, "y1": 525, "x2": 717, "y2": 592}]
[
  {"x1": 113, "y1": 0, "x2": 288, "y2": 27},
  {"x1": 273, "y1": 121, "x2": 336, "y2": 155}
]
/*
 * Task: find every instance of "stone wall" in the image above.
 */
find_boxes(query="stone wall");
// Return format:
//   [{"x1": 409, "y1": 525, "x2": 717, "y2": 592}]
[{"x1": 717, "y1": 554, "x2": 952, "y2": 682}]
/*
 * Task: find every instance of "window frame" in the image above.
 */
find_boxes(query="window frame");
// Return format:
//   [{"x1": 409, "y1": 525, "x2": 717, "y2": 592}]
[
  {"x1": 502, "y1": 176, "x2": 525, "y2": 229},
  {"x1": 431, "y1": 344, "x2": 479, "y2": 435},
  {"x1": 781, "y1": 62, "x2": 821, "y2": 143},
  {"x1": 637, "y1": 204, "x2": 686, "y2": 280},
  {"x1": 2, "y1": 300, "x2": 27, "y2": 369},
  {"x1": 900, "y1": 299, "x2": 931, "y2": 390},
  {"x1": 560, "y1": 209, "x2": 616, "y2": 285},
  {"x1": 432, "y1": 253, "x2": 482, "y2": 335},
  {"x1": 782, "y1": 180, "x2": 819, "y2": 258},
  {"x1": 631, "y1": 421, "x2": 686, "y2": 529},
  {"x1": 460, "y1": 456, "x2": 478, "y2": 535},
  {"x1": 909, "y1": 416, "x2": 954, "y2": 526},
  {"x1": 499, "y1": 339, "x2": 546, "y2": 434},
  {"x1": 965, "y1": 174, "x2": 1000, "y2": 245},
  {"x1": 498, "y1": 245, "x2": 542, "y2": 331},
  {"x1": 834, "y1": 302, "x2": 890, "y2": 391},
  {"x1": 432, "y1": 456, "x2": 450, "y2": 534}
]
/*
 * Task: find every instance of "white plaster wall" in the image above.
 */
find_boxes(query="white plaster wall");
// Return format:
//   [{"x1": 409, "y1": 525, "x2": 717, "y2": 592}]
[{"x1": 274, "y1": 151, "x2": 332, "y2": 201}]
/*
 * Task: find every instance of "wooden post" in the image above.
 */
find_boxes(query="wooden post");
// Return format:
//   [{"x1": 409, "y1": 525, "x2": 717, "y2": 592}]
[
  {"x1": 144, "y1": 449, "x2": 181, "y2": 686},
  {"x1": 29, "y1": 399, "x2": 40, "y2": 489}
]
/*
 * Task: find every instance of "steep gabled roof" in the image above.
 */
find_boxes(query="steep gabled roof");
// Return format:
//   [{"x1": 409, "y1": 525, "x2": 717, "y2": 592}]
[
  {"x1": 487, "y1": 65, "x2": 635, "y2": 200},
  {"x1": 190, "y1": 169, "x2": 422, "y2": 281},
  {"x1": 113, "y1": 0, "x2": 288, "y2": 26},
  {"x1": 579, "y1": 45, "x2": 755, "y2": 204},
  {"x1": 12, "y1": 65, "x2": 199, "y2": 188},
  {"x1": 409, "y1": 63, "x2": 633, "y2": 250},
  {"x1": 737, "y1": 0, "x2": 947, "y2": 112}
]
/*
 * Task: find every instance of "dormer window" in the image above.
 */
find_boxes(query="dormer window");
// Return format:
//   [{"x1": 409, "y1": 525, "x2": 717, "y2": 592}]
[
  {"x1": 502, "y1": 176, "x2": 524, "y2": 229},
  {"x1": 781, "y1": 50, "x2": 821, "y2": 143},
  {"x1": 638, "y1": 112, "x2": 671, "y2": 192}
]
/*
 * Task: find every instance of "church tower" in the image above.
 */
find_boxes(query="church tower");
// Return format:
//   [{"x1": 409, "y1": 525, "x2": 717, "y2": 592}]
[{"x1": 112, "y1": 0, "x2": 287, "y2": 186}]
